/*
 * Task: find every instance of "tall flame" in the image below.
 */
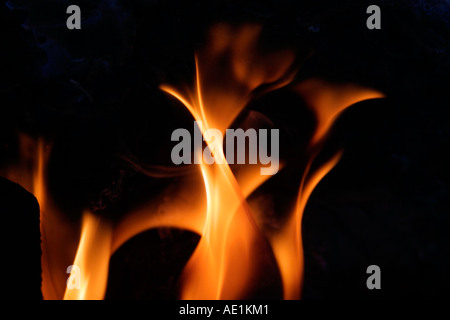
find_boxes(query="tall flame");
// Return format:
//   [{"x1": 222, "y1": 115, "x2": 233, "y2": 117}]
[
  {"x1": 269, "y1": 80, "x2": 385, "y2": 299},
  {"x1": 161, "y1": 69, "x2": 263, "y2": 299},
  {"x1": 159, "y1": 24, "x2": 297, "y2": 299},
  {"x1": 2, "y1": 136, "x2": 113, "y2": 300},
  {"x1": 0, "y1": 136, "x2": 76, "y2": 299}
]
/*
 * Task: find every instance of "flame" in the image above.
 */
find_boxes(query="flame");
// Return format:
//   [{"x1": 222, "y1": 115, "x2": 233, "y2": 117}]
[
  {"x1": 1, "y1": 136, "x2": 110, "y2": 300},
  {"x1": 63, "y1": 211, "x2": 112, "y2": 300},
  {"x1": 0, "y1": 136, "x2": 69, "y2": 299},
  {"x1": 31, "y1": 138, "x2": 79, "y2": 299},
  {"x1": 161, "y1": 23, "x2": 296, "y2": 133},
  {"x1": 270, "y1": 152, "x2": 342, "y2": 300},
  {"x1": 118, "y1": 24, "x2": 384, "y2": 300},
  {"x1": 268, "y1": 80, "x2": 385, "y2": 299},
  {"x1": 295, "y1": 79, "x2": 385, "y2": 146},
  {"x1": 32, "y1": 138, "x2": 52, "y2": 298},
  {"x1": 158, "y1": 24, "x2": 296, "y2": 299},
  {"x1": 0, "y1": 22, "x2": 386, "y2": 300},
  {"x1": 111, "y1": 173, "x2": 207, "y2": 253},
  {"x1": 180, "y1": 162, "x2": 261, "y2": 299}
]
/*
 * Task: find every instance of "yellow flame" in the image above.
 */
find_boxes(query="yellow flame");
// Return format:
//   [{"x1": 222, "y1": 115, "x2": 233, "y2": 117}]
[
  {"x1": 162, "y1": 67, "x2": 263, "y2": 300},
  {"x1": 111, "y1": 176, "x2": 207, "y2": 253},
  {"x1": 63, "y1": 211, "x2": 112, "y2": 300},
  {"x1": 32, "y1": 139, "x2": 78, "y2": 300}
]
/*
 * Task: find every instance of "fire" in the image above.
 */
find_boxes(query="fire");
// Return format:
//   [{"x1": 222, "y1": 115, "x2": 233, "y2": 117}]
[
  {"x1": 0, "y1": 22, "x2": 385, "y2": 300},
  {"x1": 1, "y1": 136, "x2": 112, "y2": 300},
  {"x1": 180, "y1": 163, "x2": 261, "y2": 299},
  {"x1": 160, "y1": 25, "x2": 384, "y2": 299},
  {"x1": 0, "y1": 135, "x2": 74, "y2": 299},
  {"x1": 63, "y1": 211, "x2": 112, "y2": 300},
  {"x1": 269, "y1": 80, "x2": 384, "y2": 299},
  {"x1": 28, "y1": 138, "x2": 79, "y2": 300},
  {"x1": 295, "y1": 79, "x2": 385, "y2": 146},
  {"x1": 270, "y1": 152, "x2": 342, "y2": 300},
  {"x1": 158, "y1": 24, "x2": 298, "y2": 299}
]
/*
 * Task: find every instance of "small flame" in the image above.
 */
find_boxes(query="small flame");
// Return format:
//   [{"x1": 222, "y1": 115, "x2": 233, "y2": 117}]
[
  {"x1": 63, "y1": 211, "x2": 112, "y2": 300},
  {"x1": 32, "y1": 139, "x2": 46, "y2": 208},
  {"x1": 295, "y1": 79, "x2": 385, "y2": 146}
]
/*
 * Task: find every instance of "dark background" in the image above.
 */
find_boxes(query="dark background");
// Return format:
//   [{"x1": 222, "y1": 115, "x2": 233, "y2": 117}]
[{"x1": 1, "y1": 0, "x2": 449, "y2": 299}]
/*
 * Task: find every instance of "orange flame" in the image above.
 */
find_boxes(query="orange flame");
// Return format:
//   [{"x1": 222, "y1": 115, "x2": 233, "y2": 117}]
[
  {"x1": 295, "y1": 79, "x2": 385, "y2": 146},
  {"x1": 270, "y1": 152, "x2": 342, "y2": 300},
  {"x1": 31, "y1": 139, "x2": 78, "y2": 300},
  {"x1": 268, "y1": 80, "x2": 385, "y2": 299},
  {"x1": 180, "y1": 163, "x2": 261, "y2": 299},
  {"x1": 158, "y1": 24, "x2": 297, "y2": 299},
  {"x1": 0, "y1": 22, "x2": 385, "y2": 300},
  {"x1": 63, "y1": 211, "x2": 112, "y2": 300},
  {"x1": 119, "y1": 25, "x2": 385, "y2": 300},
  {"x1": 0, "y1": 136, "x2": 76, "y2": 299},
  {"x1": 13, "y1": 138, "x2": 118, "y2": 300}
]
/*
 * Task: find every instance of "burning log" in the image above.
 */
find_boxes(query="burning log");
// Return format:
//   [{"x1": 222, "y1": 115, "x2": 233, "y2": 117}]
[{"x1": 0, "y1": 177, "x2": 42, "y2": 299}]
